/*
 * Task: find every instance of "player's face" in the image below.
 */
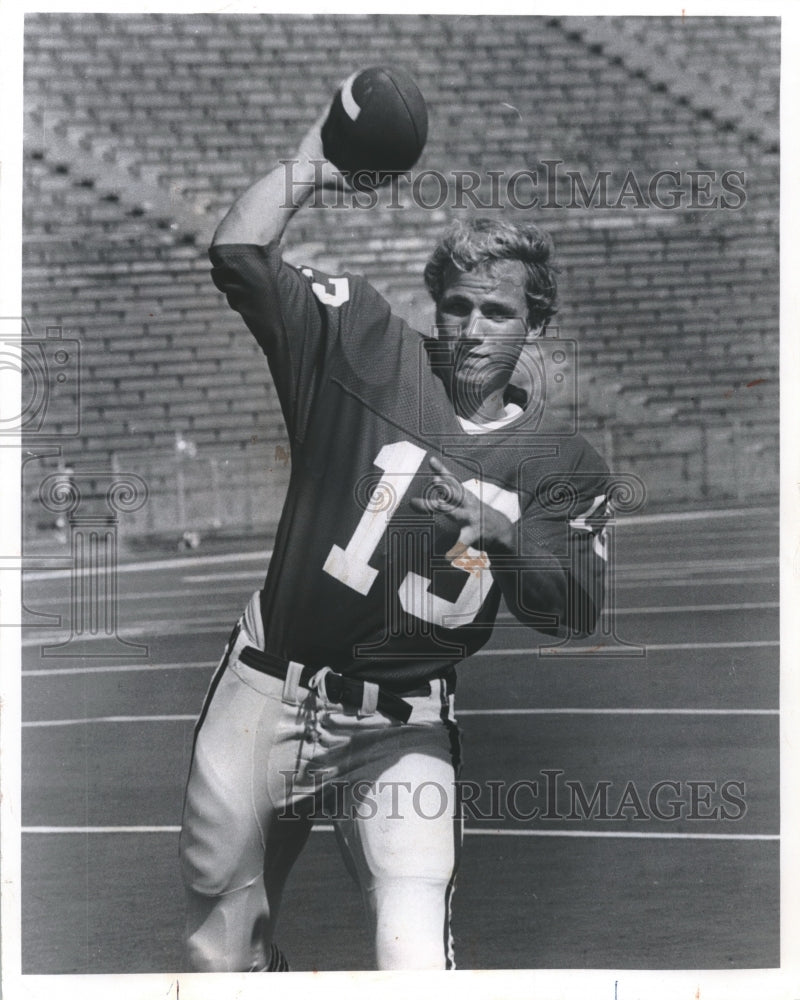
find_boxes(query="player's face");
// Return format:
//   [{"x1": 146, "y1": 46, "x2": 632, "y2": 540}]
[{"x1": 435, "y1": 260, "x2": 532, "y2": 417}]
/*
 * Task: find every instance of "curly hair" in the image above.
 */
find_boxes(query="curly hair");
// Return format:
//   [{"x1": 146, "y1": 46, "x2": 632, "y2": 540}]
[{"x1": 423, "y1": 217, "x2": 559, "y2": 329}]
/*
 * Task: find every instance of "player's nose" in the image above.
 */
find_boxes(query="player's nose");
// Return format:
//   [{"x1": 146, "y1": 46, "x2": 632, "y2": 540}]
[{"x1": 459, "y1": 309, "x2": 487, "y2": 342}]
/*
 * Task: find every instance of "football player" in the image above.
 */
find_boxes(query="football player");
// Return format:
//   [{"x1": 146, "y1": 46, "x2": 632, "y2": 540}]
[{"x1": 179, "y1": 108, "x2": 610, "y2": 972}]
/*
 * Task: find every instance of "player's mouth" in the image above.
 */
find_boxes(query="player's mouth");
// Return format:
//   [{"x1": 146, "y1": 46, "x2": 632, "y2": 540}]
[{"x1": 455, "y1": 350, "x2": 497, "y2": 377}]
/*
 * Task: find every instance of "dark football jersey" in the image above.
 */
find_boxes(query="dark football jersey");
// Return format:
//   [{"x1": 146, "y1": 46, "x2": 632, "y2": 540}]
[{"x1": 210, "y1": 241, "x2": 610, "y2": 691}]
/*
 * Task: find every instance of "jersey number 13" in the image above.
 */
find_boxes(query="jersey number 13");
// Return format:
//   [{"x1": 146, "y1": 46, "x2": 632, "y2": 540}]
[{"x1": 322, "y1": 440, "x2": 520, "y2": 628}]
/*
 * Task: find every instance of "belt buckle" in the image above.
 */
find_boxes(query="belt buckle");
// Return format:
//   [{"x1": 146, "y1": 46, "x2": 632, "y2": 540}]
[{"x1": 323, "y1": 670, "x2": 345, "y2": 704}]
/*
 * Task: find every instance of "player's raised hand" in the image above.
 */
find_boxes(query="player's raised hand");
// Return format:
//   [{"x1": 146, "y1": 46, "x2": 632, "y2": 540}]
[
  {"x1": 409, "y1": 456, "x2": 515, "y2": 555},
  {"x1": 295, "y1": 107, "x2": 327, "y2": 162},
  {"x1": 295, "y1": 107, "x2": 350, "y2": 192}
]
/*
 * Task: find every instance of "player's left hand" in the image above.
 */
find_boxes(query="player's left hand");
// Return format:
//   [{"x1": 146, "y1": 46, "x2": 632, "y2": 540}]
[{"x1": 409, "y1": 456, "x2": 515, "y2": 557}]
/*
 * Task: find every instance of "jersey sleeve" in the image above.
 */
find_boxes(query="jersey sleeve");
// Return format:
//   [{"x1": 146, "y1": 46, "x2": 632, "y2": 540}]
[
  {"x1": 209, "y1": 241, "x2": 330, "y2": 442},
  {"x1": 518, "y1": 441, "x2": 611, "y2": 636},
  {"x1": 210, "y1": 241, "x2": 402, "y2": 441}
]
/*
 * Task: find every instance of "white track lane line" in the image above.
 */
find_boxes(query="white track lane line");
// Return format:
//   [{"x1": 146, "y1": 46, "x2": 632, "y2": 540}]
[
  {"x1": 630, "y1": 600, "x2": 777, "y2": 613},
  {"x1": 464, "y1": 829, "x2": 779, "y2": 841},
  {"x1": 22, "y1": 707, "x2": 777, "y2": 728},
  {"x1": 21, "y1": 541, "x2": 775, "y2": 584},
  {"x1": 497, "y1": 601, "x2": 777, "y2": 618},
  {"x1": 24, "y1": 585, "x2": 257, "y2": 604},
  {"x1": 20, "y1": 637, "x2": 778, "y2": 672},
  {"x1": 615, "y1": 576, "x2": 776, "y2": 586},
  {"x1": 611, "y1": 507, "x2": 775, "y2": 526},
  {"x1": 23, "y1": 597, "x2": 781, "y2": 615},
  {"x1": 24, "y1": 577, "x2": 780, "y2": 608},
  {"x1": 455, "y1": 708, "x2": 778, "y2": 716},
  {"x1": 20, "y1": 619, "x2": 779, "y2": 651},
  {"x1": 24, "y1": 826, "x2": 182, "y2": 834},
  {"x1": 23, "y1": 661, "x2": 216, "y2": 677},
  {"x1": 479, "y1": 641, "x2": 778, "y2": 654},
  {"x1": 23, "y1": 550, "x2": 272, "y2": 582},
  {"x1": 19, "y1": 509, "x2": 776, "y2": 590},
  {"x1": 619, "y1": 556, "x2": 775, "y2": 569},
  {"x1": 20, "y1": 824, "x2": 778, "y2": 841},
  {"x1": 21, "y1": 621, "x2": 228, "y2": 646},
  {"x1": 23, "y1": 715, "x2": 197, "y2": 728},
  {"x1": 180, "y1": 572, "x2": 265, "y2": 583},
  {"x1": 23, "y1": 556, "x2": 777, "y2": 589}
]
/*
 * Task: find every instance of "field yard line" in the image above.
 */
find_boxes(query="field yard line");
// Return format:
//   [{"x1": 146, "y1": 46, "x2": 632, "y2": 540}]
[
  {"x1": 22, "y1": 707, "x2": 776, "y2": 727},
  {"x1": 20, "y1": 824, "x2": 779, "y2": 841}
]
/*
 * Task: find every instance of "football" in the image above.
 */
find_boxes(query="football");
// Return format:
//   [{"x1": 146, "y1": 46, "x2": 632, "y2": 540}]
[{"x1": 321, "y1": 66, "x2": 428, "y2": 188}]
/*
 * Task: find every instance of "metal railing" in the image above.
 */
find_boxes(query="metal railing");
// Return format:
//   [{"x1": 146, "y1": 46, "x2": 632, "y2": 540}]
[
  {"x1": 22, "y1": 417, "x2": 778, "y2": 556},
  {"x1": 108, "y1": 436, "x2": 291, "y2": 544}
]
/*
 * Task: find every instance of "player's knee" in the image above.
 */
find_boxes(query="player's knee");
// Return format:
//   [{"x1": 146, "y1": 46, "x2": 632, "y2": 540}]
[
  {"x1": 180, "y1": 859, "x2": 260, "y2": 900},
  {"x1": 179, "y1": 827, "x2": 262, "y2": 898}
]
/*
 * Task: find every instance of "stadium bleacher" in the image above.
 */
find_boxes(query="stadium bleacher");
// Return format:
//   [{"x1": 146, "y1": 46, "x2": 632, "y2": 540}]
[{"x1": 21, "y1": 13, "x2": 779, "y2": 540}]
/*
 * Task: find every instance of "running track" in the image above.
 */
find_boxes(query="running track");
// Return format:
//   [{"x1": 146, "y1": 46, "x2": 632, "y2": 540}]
[{"x1": 18, "y1": 506, "x2": 779, "y2": 973}]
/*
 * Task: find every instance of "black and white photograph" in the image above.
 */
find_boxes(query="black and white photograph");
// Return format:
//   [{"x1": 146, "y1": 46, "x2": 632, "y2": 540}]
[{"x1": 1, "y1": 3, "x2": 795, "y2": 998}]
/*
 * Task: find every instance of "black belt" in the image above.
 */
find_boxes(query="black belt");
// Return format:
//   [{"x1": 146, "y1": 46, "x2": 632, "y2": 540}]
[{"x1": 238, "y1": 645, "x2": 421, "y2": 724}]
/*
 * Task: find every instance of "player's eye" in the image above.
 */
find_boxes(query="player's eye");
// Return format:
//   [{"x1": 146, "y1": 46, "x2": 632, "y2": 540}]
[
  {"x1": 439, "y1": 298, "x2": 471, "y2": 317},
  {"x1": 482, "y1": 308, "x2": 514, "y2": 322}
]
